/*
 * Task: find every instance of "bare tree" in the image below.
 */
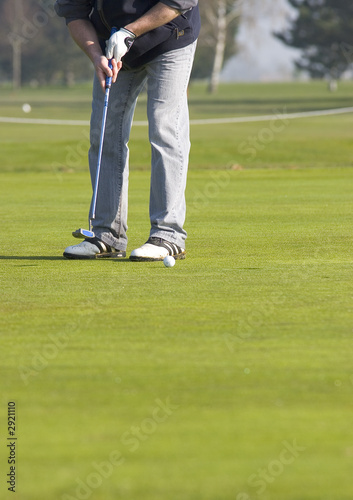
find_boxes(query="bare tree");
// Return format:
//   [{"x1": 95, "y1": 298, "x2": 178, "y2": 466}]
[
  {"x1": 6, "y1": 0, "x2": 25, "y2": 88},
  {"x1": 199, "y1": 0, "x2": 289, "y2": 93},
  {"x1": 201, "y1": 0, "x2": 241, "y2": 93},
  {"x1": 0, "y1": 0, "x2": 93, "y2": 86}
]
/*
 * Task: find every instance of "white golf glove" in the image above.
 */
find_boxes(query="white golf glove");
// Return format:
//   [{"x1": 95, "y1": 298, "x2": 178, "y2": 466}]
[{"x1": 105, "y1": 28, "x2": 136, "y2": 62}]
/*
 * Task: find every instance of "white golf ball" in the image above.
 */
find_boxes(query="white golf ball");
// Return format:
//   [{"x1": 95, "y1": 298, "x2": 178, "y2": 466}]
[
  {"x1": 22, "y1": 103, "x2": 32, "y2": 113},
  {"x1": 163, "y1": 255, "x2": 175, "y2": 268}
]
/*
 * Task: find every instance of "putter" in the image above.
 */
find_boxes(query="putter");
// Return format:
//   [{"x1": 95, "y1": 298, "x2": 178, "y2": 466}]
[{"x1": 73, "y1": 27, "x2": 118, "y2": 240}]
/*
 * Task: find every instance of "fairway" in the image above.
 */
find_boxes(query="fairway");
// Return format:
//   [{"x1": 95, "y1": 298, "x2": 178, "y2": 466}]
[{"x1": 0, "y1": 82, "x2": 353, "y2": 500}]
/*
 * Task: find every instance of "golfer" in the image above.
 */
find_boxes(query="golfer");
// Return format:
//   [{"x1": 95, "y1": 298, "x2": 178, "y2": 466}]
[{"x1": 55, "y1": 0, "x2": 200, "y2": 260}]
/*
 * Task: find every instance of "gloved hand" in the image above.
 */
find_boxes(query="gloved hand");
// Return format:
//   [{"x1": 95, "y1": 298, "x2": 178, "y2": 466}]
[{"x1": 105, "y1": 28, "x2": 136, "y2": 62}]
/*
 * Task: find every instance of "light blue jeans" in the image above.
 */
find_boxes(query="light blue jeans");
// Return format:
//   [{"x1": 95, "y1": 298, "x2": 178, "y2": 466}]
[{"x1": 88, "y1": 41, "x2": 197, "y2": 251}]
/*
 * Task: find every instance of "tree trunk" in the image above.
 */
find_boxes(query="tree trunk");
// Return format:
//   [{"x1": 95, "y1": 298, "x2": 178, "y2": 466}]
[
  {"x1": 208, "y1": 0, "x2": 227, "y2": 93},
  {"x1": 12, "y1": 41, "x2": 22, "y2": 89},
  {"x1": 327, "y1": 79, "x2": 338, "y2": 92},
  {"x1": 11, "y1": 0, "x2": 24, "y2": 89}
]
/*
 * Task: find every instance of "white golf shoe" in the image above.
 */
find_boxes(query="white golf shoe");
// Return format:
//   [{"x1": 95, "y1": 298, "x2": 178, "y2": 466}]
[
  {"x1": 130, "y1": 237, "x2": 186, "y2": 261},
  {"x1": 63, "y1": 238, "x2": 126, "y2": 260}
]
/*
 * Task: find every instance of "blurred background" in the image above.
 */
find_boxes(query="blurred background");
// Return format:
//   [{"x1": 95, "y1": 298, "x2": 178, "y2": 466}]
[{"x1": 1, "y1": 0, "x2": 352, "y2": 92}]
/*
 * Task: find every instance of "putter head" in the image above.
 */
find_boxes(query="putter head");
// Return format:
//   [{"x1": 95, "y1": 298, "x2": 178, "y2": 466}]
[{"x1": 72, "y1": 228, "x2": 95, "y2": 239}]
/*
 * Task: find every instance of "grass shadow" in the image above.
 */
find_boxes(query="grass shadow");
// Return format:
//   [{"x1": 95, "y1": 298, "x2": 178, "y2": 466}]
[
  {"x1": 0, "y1": 256, "x2": 133, "y2": 262},
  {"x1": 0, "y1": 256, "x2": 64, "y2": 261}
]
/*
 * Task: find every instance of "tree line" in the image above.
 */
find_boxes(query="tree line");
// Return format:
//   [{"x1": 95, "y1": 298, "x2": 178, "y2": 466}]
[
  {"x1": 0, "y1": 0, "x2": 352, "y2": 91},
  {"x1": 0, "y1": 0, "x2": 239, "y2": 89},
  {"x1": 277, "y1": 0, "x2": 353, "y2": 85},
  {"x1": 0, "y1": 0, "x2": 93, "y2": 87}
]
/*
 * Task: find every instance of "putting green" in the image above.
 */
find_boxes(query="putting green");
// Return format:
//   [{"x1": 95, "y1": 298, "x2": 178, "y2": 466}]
[{"x1": 0, "y1": 82, "x2": 352, "y2": 499}]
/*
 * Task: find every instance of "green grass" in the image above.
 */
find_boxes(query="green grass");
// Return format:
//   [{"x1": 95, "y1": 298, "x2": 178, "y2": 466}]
[
  {"x1": 1, "y1": 81, "x2": 353, "y2": 171},
  {"x1": 0, "y1": 82, "x2": 353, "y2": 500}
]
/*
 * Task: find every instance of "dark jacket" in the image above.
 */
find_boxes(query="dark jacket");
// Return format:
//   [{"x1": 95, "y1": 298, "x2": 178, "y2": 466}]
[{"x1": 55, "y1": 0, "x2": 200, "y2": 68}]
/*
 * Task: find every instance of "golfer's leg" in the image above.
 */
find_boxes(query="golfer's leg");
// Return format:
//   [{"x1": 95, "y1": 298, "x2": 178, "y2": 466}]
[
  {"x1": 89, "y1": 69, "x2": 146, "y2": 251},
  {"x1": 146, "y1": 41, "x2": 197, "y2": 248}
]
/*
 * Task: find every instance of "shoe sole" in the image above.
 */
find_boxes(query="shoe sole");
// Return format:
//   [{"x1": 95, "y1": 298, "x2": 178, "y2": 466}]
[
  {"x1": 63, "y1": 251, "x2": 126, "y2": 260},
  {"x1": 129, "y1": 252, "x2": 186, "y2": 262}
]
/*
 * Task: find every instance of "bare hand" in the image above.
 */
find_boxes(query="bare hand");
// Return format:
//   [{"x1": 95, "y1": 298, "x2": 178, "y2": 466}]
[{"x1": 93, "y1": 55, "x2": 122, "y2": 91}]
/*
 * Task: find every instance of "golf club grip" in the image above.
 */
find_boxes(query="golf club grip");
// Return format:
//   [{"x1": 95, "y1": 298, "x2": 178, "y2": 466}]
[{"x1": 106, "y1": 27, "x2": 118, "y2": 89}]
